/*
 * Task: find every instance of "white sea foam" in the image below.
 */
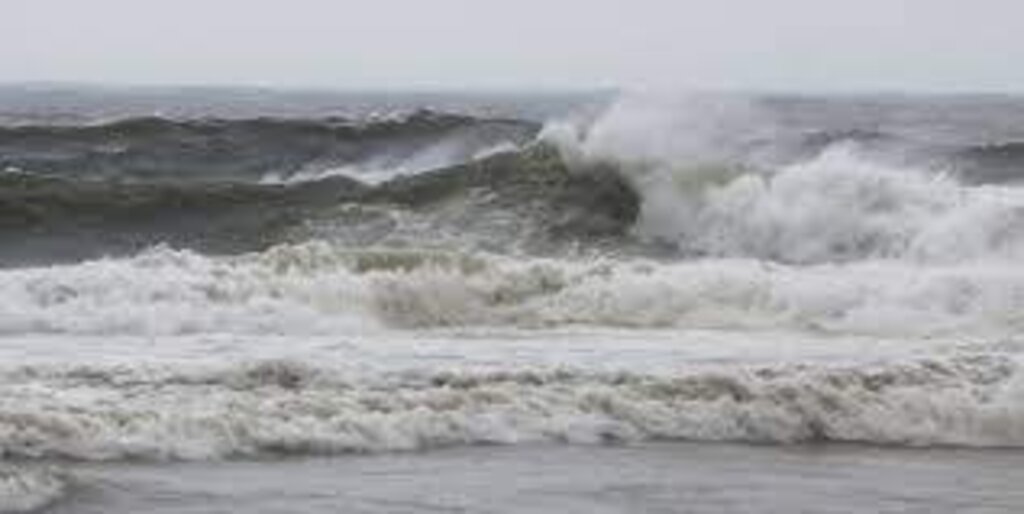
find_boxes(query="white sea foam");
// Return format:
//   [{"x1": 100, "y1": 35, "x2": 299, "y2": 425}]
[
  {"x1": 1, "y1": 244, "x2": 1024, "y2": 337},
  {"x1": 0, "y1": 355, "x2": 1019, "y2": 461},
  {"x1": 545, "y1": 93, "x2": 1024, "y2": 264},
  {"x1": 0, "y1": 466, "x2": 66, "y2": 513}
]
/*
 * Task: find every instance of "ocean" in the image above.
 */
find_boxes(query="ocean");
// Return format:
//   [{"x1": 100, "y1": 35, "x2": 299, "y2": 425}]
[{"x1": 1, "y1": 85, "x2": 1024, "y2": 512}]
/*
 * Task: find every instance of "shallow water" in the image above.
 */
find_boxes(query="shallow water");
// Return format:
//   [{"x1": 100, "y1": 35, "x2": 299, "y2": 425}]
[{"x1": 45, "y1": 443, "x2": 1024, "y2": 513}]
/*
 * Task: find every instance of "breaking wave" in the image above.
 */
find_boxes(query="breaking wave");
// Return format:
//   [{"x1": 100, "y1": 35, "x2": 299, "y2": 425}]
[
  {"x1": 546, "y1": 93, "x2": 1024, "y2": 264},
  {"x1": 4, "y1": 94, "x2": 1024, "y2": 337},
  {"x1": 0, "y1": 355, "x2": 1021, "y2": 461},
  {"x1": 5, "y1": 91, "x2": 1024, "y2": 467},
  {"x1": 2, "y1": 243, "x2": 1023, "y2": 337},
  {"x1": 6, "y1": 94, "x2": 1024, "y2": 268}
]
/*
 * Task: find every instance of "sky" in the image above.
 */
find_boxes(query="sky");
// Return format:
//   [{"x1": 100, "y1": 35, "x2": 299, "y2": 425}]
[{"x1": 4, "y1": 0, "x2": 1024, "y2": 92}]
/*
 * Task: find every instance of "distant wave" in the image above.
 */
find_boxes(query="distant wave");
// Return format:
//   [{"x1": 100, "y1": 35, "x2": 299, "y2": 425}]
[
  {"x1": 259, "y1": 140, "x2": 522, "y2": 185},
  {"x1": 0, "y1": 110, "x2": 539, "y2": 182},
  {"x1": 951, "y1": 141, "x2": 1024, "y2": 184}
]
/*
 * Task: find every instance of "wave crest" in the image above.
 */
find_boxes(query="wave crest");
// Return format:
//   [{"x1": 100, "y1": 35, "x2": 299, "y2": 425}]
[{"x1": 547, "y1": 94, "x2": 1024, "y2": 264}]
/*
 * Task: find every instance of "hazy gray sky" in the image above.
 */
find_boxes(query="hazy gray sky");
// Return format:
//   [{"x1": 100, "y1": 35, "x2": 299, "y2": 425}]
[{"x1": 5, "y1": 0, "x2": 1024, "y2": 92}]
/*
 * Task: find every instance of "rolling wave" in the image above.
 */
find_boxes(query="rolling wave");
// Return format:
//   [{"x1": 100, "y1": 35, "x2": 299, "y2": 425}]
[
  {"x1": 0, "y1": 110, "x2": 539, "y2": 182},
  {"x1": 0, "y1": 146, "x2": 638, "y2": 265}
]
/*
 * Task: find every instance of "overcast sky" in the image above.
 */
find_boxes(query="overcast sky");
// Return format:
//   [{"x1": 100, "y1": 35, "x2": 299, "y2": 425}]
[{"x1": 4, "y1": 0, "x2": 1024, "y2": 92}]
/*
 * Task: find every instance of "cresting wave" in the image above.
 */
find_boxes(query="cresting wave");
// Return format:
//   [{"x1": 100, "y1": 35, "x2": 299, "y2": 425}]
[
  {"x1": 4, "y1": 95, "x2": 1024, "y2": 337},
  {"x1": 7, "y1": 139, "x2": 1023, "y2": 266},
  {"x1": 0, "y1": 145, "x2": 638, "y2": 265},
  {"x1": 545, "y1": 94, "x2": 1024, "y2": 264},
  {"x1": 5, "y1": 97, "x2": 1024, "y2": 266},
  {"x1": 0, "y1": 355, "x2": 1020, "y2": 461},
  {"x1": 2, "y1": 243, "x2": 1024, "y2": 336}
]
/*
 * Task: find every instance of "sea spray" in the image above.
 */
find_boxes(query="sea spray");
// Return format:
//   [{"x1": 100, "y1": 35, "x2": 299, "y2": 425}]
[{"x1": 545, "y1": 93, "x2": 1024, "y2": 263}]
